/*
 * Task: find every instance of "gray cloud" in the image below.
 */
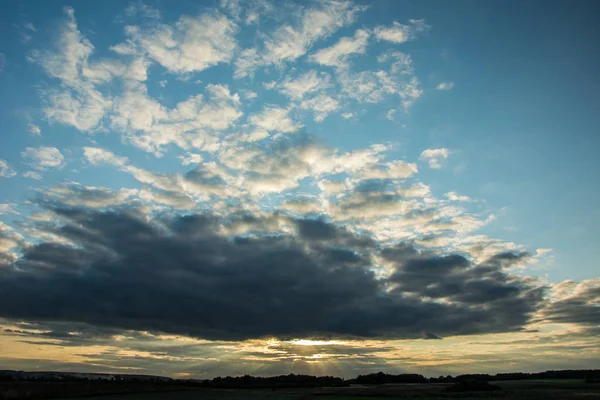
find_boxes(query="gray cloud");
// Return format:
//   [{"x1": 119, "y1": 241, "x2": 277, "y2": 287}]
[
  {"x1": 0, "y1": 201, "x2": 546, "y2": 342},
  {"x1": 540, "y1": 281, "x2": 600, "y2": 329}
]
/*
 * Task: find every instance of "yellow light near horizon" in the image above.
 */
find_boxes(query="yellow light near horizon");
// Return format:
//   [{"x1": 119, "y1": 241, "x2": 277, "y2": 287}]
[{"x1": 289, "y1": 339, "x2": 347, "y2": 346}]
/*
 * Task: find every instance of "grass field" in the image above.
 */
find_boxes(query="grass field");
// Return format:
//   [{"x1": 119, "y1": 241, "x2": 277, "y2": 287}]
[
  {"x1": 2, "y1": 379, "x2": 599, "y2": 400},
  {"x1": 71, "y1": 380, "x2": 600, "y2": 400}
]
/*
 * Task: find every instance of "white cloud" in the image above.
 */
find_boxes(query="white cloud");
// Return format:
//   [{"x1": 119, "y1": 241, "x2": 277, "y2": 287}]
[
  {"x1": 420, "y1": 148, "x2": 449, "y2": 169},
  {"x1": 220, "y1": 0, "x2": 273, "y2": 25},
  {"x1": 82, "y1": 59, "x2": 127, "y2": 84},
  {"x1": 0, "y1": 160, "x2": 16, "y2": 178},
  {"x1": 248, "y1": 106, "x2": 301, "y2": 134},
  {"x1": 242, "y1": 90, "x2": 258, "y2": 99},
  {"x1": 386, "y1": 109, "x2": 396, "y2": 121},
  {"x1": 23, "y1": 171, "x2": 42, "y2": 180},
  {"x1": 0, "y1": 204, "x2": 19, "y2": 215},
  {"x1": 536, "y1": 248, "x2": 553, "y2": 257},
  {"x1": 179, "y1": 153, "x2": 204, "y2": 166},
  {"x1": 445, "y1": 191, "x2": 470, "y2": 202},
  {"x1": 358, "y1": 160, "x2": 418, "y2": 180},
  {"x1": 117, "y1": 13, "x2": 238, "y2": 74},
  {"x1": 341, "y1": 112, "x2": 353, "y2": 119},
  {"x1": 83, "y1": 147, "x2": 129, "y2": 167},
  {"x1": 278, "y1": 70, "x2": 331, "y2": 100},
  {"x1": 21, "y1": 147, "x2": 65, "y2": 171},
  {"x1": 271, "y1": 71, "x2": 338, "y2": 122},
  {"x1": 396, "y1": 182, "x2": 431, "y2": 198},
  {"x1": 310, "y1": 28, "x2": 370, "y2": 68},
  {"x1": 124, "y1": 3, "x2": 161, "y2": 19},
  {"x1": 110, "y1": 83, "x2": 168, "y2": 133},
  {"x1": 374, "y1": 19, "x2": 428, "y2": 44},
  {"x1": 233, "y1": 48, "x2": 261, "y2": 79},
  {"x1": 110, "y1": 83, "x2": 242, "y2": 154},
  {"x1": 234, "y1": 0, "x2": 365, "y2": 77},
  {"x1": 436, "y1": 81, "x2": 454, "y2": 91},
  {"x1": 138, "y1": 188, "x2": 196, "y2": 210},
  {"x1": 0, "y1": 221, "x2": 23, "y2": 260},
  {"x1": 32, "y1": 7, "x2": 114, "y2": 132},
  {"x1": 317, "y1": 179, "x2": 347, "y2": 195},
  {"x1": 27, "y1": 123, "x2": 42, "y2": 135},
  {"x1": 338, "y1": 52, "x2": 422, "y2": 108},
  {"x1": 43, "y1": 88, "x2": 112, "y2": 132},
  {"x1": 300, "y1": 94, "x2": 340, "y2": 122}
]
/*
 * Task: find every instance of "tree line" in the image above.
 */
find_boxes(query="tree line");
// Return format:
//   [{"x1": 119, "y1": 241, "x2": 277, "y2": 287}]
[{"x1": 2, "y1": 369, "x2": 599, "y2": 388}]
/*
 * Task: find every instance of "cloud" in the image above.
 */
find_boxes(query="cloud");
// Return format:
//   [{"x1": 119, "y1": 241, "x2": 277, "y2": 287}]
[
  {"x1": 110, "y1": 83, "x2": 242, "y2": 154},
  {"x1": 271, "y1": 71, "x2": 339, "y2": 121},
  {"x1": 234, "y1": 0, "x2": 366, "y2": 77},
  {"x1": 277, "y1": 70, "x2": 331, "y2": 100},
  {"x1": 0, "y1": 202, "x2": 545, "y2": 341},
  {"x1": 338, "y1": 52, "x2": 422, "y2": 107},
  {"x1": 34, "y1": 7, "x2": 113, "y2": 132},
  {"x1": 83, "y1": 147, "x2": 129, "y2": 167},
  {"x1": 0, "y1": 160, "x2": 16, "y2": 178},
  {"x1": 300, "y1": 94, "x2": 340, "y2": 121},
  {"x1": 84, "y1": 146, "x2": 237, "y2": 202},
  {"x1": 115, "y1": 13, "x2": 238, "y2": 74},
  {"x1": 357, "y1": 160, "x2": 418, "y2": 180},
  {"x1": 23, "y1": 171, "x2": 42, "y2": 180},
  {"x1": 248, "y1": 106, "x2": 301, "y2": 134},
  {"x1": 279, "y1": 198, "x2": 323, "y2": 214},
  {"x1": 27, "y1": 123, "x2": 42, "y2": 135},
  {"x1": 374, "y1": 19, "x2": 429, "y2": 44},
  {"x1": 179, "y1": 153, "x2": 204, "y2": 166},
  {"x1": 310, "y1": 29, "x2": 370, "y2": 68},
  {"x1": 0, "y1": 222, "x2": 24, "y2": 266},
  {"x1": 420, "y1": 148, "x2": 449, "y2": 169},
  {"x1": 436, "y1": 81, "x2": 454, "y2": 91},
  {"x1": 540, "y1": 279, "x2": 600, "y2": 330},
  {"x1": 43, "y1": 182, "x2": 138, "y2": 208},
  {"x1": 21, "y1": 147, "x2": 65, "y2": 171},
  {"x1": 123, "y1": 3, "x2": 161, "y2": 19},
  {"x1": 318, "y1": 179, "x2": 347, "y2": 195},
  {"x1": 445, "y1": 192, "x2": 470, "y2": 202},
  {"x1": 220, "y1": 0, "x2": 273, "y2": 25},
  {"x1": 0, "y1": 204, "x2": 19, "y2": 216}
]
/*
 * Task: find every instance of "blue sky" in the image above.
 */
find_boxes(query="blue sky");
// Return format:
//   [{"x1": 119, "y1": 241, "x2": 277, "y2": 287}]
[{"x1": 0, "y1": 0, "x2": 598, "y2": 377}]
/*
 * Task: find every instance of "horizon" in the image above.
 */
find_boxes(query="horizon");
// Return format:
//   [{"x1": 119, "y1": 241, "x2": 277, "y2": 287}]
[
  {"x1": 4, "y1": 367, "x2": 600, "y2": 381},
  {"x1": 0, "y1": 0, "x2": 599, "y2": 380}
]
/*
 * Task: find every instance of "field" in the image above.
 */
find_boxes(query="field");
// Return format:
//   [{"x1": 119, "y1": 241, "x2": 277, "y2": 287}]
[{"x1": 2, "y1": 379, "x2": 598, "y2": 400}]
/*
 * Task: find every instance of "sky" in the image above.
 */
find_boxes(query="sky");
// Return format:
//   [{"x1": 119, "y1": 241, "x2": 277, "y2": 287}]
[{"x1": 0, "y1": 0, "x2": 599, "y2": 379}]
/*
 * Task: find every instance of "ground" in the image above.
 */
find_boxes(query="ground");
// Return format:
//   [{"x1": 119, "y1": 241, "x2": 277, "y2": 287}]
[{"x1": 2, "y1": 379, "x2": 599, "y2": 400}]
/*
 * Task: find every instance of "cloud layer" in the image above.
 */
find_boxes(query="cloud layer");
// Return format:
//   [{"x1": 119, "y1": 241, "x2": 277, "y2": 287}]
[{"x1": 0, "y1": 204, "x2": 544, "y2": 341}]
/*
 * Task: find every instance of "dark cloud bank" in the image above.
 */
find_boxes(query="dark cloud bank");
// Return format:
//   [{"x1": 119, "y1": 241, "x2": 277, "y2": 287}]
[{"x1": 0, "y1": 202, "x2": 569, "y2": 342}]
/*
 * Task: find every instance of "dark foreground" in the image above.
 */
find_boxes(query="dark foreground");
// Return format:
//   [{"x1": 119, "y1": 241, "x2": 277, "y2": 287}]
[{"x1": 2, "y1": 379, "x2": 600, "y2": 400}]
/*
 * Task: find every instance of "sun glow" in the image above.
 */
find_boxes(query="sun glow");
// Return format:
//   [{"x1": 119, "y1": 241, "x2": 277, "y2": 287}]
[{"x1": 289, "y1": 339, "x2": 347, "y2": 346}]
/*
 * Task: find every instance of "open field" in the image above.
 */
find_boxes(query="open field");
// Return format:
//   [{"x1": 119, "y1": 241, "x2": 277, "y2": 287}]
[{"x1": 2, "y1": 379, "x2": 598, "y2": 400}]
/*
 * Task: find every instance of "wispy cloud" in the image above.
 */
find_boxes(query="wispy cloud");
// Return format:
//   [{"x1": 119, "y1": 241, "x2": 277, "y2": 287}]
[
  {"x1": 420, "y1": 148, "x2": 449, "y2": 169},
  {"x1": 21, "y1": 147, "x2": 65, "y2": 171},
  {"x1": 374, "y1": 19, "x2": 429, "y2": 44},
  {"x1": 310, "y1": 28, "x2": 370, "y2": 68},
  {"x1": 0, "y1": 160, "x2": 16, "y2": 178},
  {"x1": 234, "y1": 0, "x2": 366, "y2": 77},
  {"x1": 436, "y1": 81, "x2": 455, "y2": 90},
  {"x1": 113, "y1": 13, "x2": 238, "y2": 74}
]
